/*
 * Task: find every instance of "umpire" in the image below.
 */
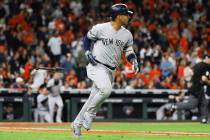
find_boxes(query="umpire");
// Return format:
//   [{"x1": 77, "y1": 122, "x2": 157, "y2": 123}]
[
  {"x1": 189, "y1": 54, "x2": 210, "y2": 123},
  {"x1": 199, "y1": 62, "x2": 210, "y2": 123},
  {"x1": 172, "y1": 54, "x2": 210, "y2": 122}
]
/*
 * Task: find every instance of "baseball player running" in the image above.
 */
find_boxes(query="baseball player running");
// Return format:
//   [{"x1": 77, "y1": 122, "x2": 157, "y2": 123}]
[{"x1": 71, "y1": 3, "x2": 139, "y2": 137}]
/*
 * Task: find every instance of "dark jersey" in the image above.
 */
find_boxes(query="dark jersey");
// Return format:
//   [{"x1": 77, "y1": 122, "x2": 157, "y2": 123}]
[
  {"x1": 189, "y1": 62, "x2": 210, "y2": 97},
  {"x1": 204, "y1": 73, "x2": 210, "y2": 96}
]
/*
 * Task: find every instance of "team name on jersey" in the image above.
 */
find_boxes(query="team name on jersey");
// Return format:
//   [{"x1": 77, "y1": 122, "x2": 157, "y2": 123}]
[{"x1": 101, "y1": 38, "x2": 124, "y2": 47}]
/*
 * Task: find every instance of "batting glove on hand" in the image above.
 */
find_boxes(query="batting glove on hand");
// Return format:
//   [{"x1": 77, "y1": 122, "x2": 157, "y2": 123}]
[
  {"x1": 85, "y1": 51, "x2": 97, "y2": 65},
  {"x1": 131, "y1": 59, "x2": 139, "y2": 74}
]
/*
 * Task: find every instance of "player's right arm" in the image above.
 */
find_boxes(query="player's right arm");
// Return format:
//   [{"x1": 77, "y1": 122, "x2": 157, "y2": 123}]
[{"x1": 83, "y1": 25, "x2": 100, "y2": 65}]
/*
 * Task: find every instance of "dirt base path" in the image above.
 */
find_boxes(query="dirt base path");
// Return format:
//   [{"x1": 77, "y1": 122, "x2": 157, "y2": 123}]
[{"x1": 0, "y1": 122, "x2": 210, "y2": 137}]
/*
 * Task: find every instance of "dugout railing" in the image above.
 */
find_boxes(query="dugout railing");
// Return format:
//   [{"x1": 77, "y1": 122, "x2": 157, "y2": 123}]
[{"x1": 0, "y1": 88, "x2": 186, "y2": 122}]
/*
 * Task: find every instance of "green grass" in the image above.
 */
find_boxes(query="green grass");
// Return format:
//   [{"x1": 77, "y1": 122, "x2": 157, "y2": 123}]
[
  {"x1": 0, "y1": 122, "x2": 210, "y2": 140},
  {"x1": 0, "y1": 131, "x2": 210, "y2": 140},
  {"x1": 33, "y1": 122, "x2": 210, "y2": 133},
  {"x1": 92, "y1": 122, "x2": 210, "y2": 133}
]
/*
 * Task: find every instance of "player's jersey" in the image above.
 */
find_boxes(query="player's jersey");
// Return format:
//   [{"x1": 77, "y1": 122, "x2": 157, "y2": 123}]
[
  {"x1": 37, "y1": 94, "x2": 48, "y2": 111},
  {"x1": 31, "y1": 70, "x2": 47, "y2": 89},
  {"x1": 47, "y1": 79, "x2": 62, "y2": 97},
  {"x1": 87, "y1": 22, "x2": 133, "y2": 68}
]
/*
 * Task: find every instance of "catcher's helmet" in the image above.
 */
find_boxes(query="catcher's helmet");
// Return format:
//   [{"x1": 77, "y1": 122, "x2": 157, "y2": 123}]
[{"x1": 110, "y1": 3, "x2": 133, "y2": 19}]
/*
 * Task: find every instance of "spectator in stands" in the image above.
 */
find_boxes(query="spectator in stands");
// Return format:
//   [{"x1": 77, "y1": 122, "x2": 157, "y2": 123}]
[
  {"x1": 47, "y1": 31, "x2": 63, "y2": 65},
  {"x1": 0, "y1": 0, "x2": 209, "y2": 90},
  {"x1": 0, "y1": 62, "x2": 13, "y2": 87},
  {"x1": 61, "y1": 53, "x2": 74, "y2": 75},
  {"x1": 65, "y1": 69, "x2": 78, "y2": 89},
  {"x1": 160, "y1": 53, "x2": 174, "y2": 79},
  {"x1": 10, "y1": 77, "x2": 27, "y2": 92}
]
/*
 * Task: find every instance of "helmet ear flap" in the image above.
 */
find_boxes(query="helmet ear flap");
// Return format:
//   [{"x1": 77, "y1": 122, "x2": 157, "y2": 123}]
[{"x1": 111, "y1": 15, "x2": 117, "y2": 20}]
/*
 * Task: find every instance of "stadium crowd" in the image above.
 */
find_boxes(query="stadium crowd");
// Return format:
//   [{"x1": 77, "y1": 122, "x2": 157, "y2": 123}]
[{"x1": 0, "y1": 0, "x2": 209, "y2": 91}]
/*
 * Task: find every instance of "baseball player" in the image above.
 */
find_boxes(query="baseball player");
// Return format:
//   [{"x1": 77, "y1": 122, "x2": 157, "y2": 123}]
[
  {"x1": 47, "y1": 73, "x2": 64, "y2": 123},
  {"x1": 35, "y1": 84, "x2": 51, "y2": 123},
  {"x1": 71, "y1": 3, "x2": 139, "y2": 137},
  {"x1": 30, "y1": 68, "x2": 48, "y2": 91}
]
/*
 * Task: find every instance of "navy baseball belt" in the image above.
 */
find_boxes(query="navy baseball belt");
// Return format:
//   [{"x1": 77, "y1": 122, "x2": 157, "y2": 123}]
[{"x1": 95, "y1": 59, "x2": 116, "y2": 71}]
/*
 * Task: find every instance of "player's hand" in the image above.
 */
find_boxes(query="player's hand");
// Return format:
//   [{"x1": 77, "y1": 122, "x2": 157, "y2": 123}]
[
  {"x1": 131, "y1": 59, "x2": 139, "y2": 74},
  {"x1": 85, "y1": 51, "x2": 97, "y2": 65}
]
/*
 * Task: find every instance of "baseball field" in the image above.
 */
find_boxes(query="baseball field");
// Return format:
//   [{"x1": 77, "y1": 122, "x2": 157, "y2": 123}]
[{"x1": 0, "y1": 122, "x2": 210, "y2": 140}]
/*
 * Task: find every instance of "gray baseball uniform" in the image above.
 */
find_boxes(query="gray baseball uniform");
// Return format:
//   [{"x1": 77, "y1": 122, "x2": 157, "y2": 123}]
[
  {"x1": 89, "y1": 22, "x2": 133, "y2": 68},
  {"x1": 73, "y1": 22, "x2": 135, "y2": 126},
  {"x1": 36, "y1": 94, "x2": 51, "y2": 122},
  {"x1": 47, "y1": 79, "x2": 64, "y2": 123}
]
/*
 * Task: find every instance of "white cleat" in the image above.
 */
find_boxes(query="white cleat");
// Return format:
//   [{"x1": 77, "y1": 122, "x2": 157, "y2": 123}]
[
  {"x1": 56, "y1": 120, "x2": 62, "y2": 123},
  {"x1": 71, "y1": 122, "x2": 81, "y2": 137},
  {"x1": 82, "y1": 112, "x2": 93, "y2": 130}
]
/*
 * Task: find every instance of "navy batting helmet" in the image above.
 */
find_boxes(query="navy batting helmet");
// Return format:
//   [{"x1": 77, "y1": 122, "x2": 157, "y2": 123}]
[{"x1": 110, "y1": 3, "x2": 133, "y2": 19}]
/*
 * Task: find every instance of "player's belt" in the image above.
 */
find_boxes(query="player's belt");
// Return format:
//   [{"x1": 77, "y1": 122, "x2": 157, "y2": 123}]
[{"x1": 95, "y1": 59, "x2": 116, "y2": 70}]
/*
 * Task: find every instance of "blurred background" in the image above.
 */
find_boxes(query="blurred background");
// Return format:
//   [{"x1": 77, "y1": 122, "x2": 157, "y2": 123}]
[{"x1": 0, "y1": 0, "x2": 209, "y2": 122}]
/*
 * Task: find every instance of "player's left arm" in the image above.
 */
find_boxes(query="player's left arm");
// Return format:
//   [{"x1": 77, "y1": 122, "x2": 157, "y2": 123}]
[
  {"x1": 124, "y1": 32, "x2": 139, "y2": 74},
  {"x1": 124, "y1": 45, "x2": 139, "y2": 74}
]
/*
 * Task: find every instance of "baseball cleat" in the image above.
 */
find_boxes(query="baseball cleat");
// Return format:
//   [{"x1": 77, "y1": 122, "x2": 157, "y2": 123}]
[
  {"x1": 71, "y1": 122, "x2": 81, "y2": 137},
  {"x1": 83, "y1": 112, "x2": 93, "y2": 130},
  {"x1": 201, "y1": 118, "x2": 209, "y2": 124}
]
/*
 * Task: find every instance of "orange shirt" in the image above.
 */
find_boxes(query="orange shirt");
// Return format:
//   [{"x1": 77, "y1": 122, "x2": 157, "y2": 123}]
[
  {"x1": 124, "y1": 62, "x2": 135, "y2": 79},
  {"x1": 55, "y1": 19, "x2": 64, "y2": 31},
  {"x1": 131, "y1": 20, "x2": 144, "y2": 28},
  {"x1": 147, "y1": 0, "x2": 155, "y2": 15},
  {"x1": 65, "y1": 70, "x2": 78, "y2": 86},
  {"x1": 149, "y1": 68, "x2": 161, "y2": 81},
  {"x1": 0, "y1": 45, "x2": 5, "y2": 54},
  {"x1": 140, "y1": 73, "x2": 150, "y2": 84},
  {"x1": 8, "y1": 12, "x2": 31, "y2": 31},
  {"x1": 167, "y1": 27, "x2": 179, "y2": 48},
  {"x1": 61, "y1": 30, "x2": 74, "y2": 44},
  {"x1": 170, "y1": 10, "x2": 180, "y2": 20},
  {"x1": 148, "y1": 23, "x2": 156, "y2": 31},
  {"x1": 179, "y1": 37, "x2": 189, "y2": 53},
  {"x1": 177, "y1": 66, "x2": 184, "y2": 80},
  {"x1": 197, "y1": 47, "x2": 204, "y2": 58},
  {"x1": 22, "y1": 63, "x2": 31, "y2": 81},
  {"x1": 22, "y1": 32, "x2": 35, "y2": 45},
  {"x1": 208, "y1": 28, "x2": 210, "y2": 41}
]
